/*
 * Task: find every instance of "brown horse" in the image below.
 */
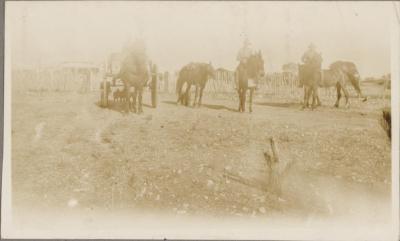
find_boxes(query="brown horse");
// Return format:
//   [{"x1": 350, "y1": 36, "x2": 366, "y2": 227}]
[
  {"x1": 176, "y1": 62, "x2": 215, "y2": 107},
  {"x1": 300, "y1": 61, "x2": 367, "y2": 109},
  {"x1": 326, "y1": 61, "x2": 367, "y2": 108},
  {"x1": 299, "y1": 64, "x2": 321, "y2": 110},
  {"x1": 113, "y1": 52, "x2": 150, "y2": 113},
  {"x1": 235, "y1": 51, "x2": 265, "y2": 113}
]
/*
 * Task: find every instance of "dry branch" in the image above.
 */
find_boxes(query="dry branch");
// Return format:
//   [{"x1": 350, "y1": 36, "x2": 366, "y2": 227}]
[{"x1": 264, "y1": 137, "x2": 290, "y2": 195}]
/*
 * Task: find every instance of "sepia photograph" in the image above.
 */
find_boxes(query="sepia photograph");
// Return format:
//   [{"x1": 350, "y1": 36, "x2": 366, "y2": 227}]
[{"x1": 2, "y1": 1, "x2": 399, "y2": 240}]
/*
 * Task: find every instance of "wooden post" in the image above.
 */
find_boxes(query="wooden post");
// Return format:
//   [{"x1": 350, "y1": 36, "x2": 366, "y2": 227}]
[
  {"x1": 264, "y1": 137, "x2": 290, "y2": 196},
  {"x1": 101, "y1": 58, "x2": 108, "y2": 107},
  {"x1": 151, "y1": 64, "x2": 158, "y2": 108}
]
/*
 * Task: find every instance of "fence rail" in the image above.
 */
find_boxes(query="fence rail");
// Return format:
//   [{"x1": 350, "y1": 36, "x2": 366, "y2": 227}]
[
  {"x1": 12, "y1": 68, "x2": 102, "y2": 92},
  {"x1": 13, "y1": 68, "x2": 339, "y2": 98}
]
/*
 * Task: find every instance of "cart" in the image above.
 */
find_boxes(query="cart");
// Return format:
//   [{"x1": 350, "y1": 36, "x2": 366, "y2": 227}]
[{"x1": 99, "y1": 53, "x2": 158, "y2": 108}]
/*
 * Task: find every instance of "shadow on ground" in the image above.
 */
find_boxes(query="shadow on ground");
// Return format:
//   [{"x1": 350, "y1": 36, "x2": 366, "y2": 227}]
[
  {"x1": 162, "y1": 100, "x2": 238, "y2": 113},
  {"x1": 95, "y1": 101, "x2": 153, "y2": 113},
  {"x1": 223, "y1": 170, "x2": 269, "y2": 193},
  {"x1": 202, "y1": 103, "x2": 238, "y2": 112},
  {"x1": 254, "y1": 101, "x2": 301, "y2": 109}
]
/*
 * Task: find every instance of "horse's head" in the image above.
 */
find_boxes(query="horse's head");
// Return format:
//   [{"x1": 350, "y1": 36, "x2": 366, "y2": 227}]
[
  {"x1": 176, "y1": 66, "x2": 188, "y2": 94},
  {"x1": 343, "y1": 62, "x2": 360, "y2": 82},
  {"x1": 330, "y1": 61, "x2": 366, "y2": 101},
  {"x1": 247, "y1": 50, "x2": 265, "y2": 78}
]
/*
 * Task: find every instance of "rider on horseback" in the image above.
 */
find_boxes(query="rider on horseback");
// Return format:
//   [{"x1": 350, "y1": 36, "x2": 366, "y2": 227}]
[
  {"x1": 301, "y1": 43, "x2": 323, "y2": 81},
  {"x1": 115, "y1": 38, "x2": 151, "y2": 113},
  {"x1": 300, "y1": 43, "x2": 323, "y2": 108},
  {"x1": 236, "y1": 38, "x2": 254, "y2": 89},
  {"x1": 237, "y1": 38, "x2": 254, "y2": 64},
  {"x1": 122, "y1": 38, "x2": 150, "y2": 85}
]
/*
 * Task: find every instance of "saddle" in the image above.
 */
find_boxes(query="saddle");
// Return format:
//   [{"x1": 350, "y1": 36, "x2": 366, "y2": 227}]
[{"x1": 237, "y1": 64, "x2": 258, "y2": 88}]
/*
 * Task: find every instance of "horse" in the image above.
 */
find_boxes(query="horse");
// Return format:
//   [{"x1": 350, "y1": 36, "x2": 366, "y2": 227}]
[
  {"x1": 299, "y1": 64, "x2": 322, "y2": 110},
  {"x1": 327, "y1": 61, "x2": 367, "y2": 108},
  {"x1": 176, "y1": 62, "x2": 215, "y2": 107},
  {"x1": 235, "y1": 51, "x2": 265, "y2": 113},
  {"x1": 300, "y1": 61, "x2": 367, "y2": 109},
  {"x1": 113, "y1": 52, "x2": 150, "y2": 113}
]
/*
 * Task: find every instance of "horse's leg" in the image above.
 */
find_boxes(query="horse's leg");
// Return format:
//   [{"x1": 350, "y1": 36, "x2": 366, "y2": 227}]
[
  {"x1": 249, "y1": 88, "x2": 254, "y2": 113},
  {"x1": 128, "y1": 91, "x2": 132, "y2": 110},
  {"x1": 184, "y1": 84, "x2": 191, "y2": 107},
  {"x1": 311, "y1": 86, "x2": 318, "y2": 110},
  {"x1": 334, "y1": 83, "x2": 342, "y2": 108},
  {"x1": 342, "y1": 86, "x2": 351, "y2": 109},
  {"x1": 177, "y1": 92, "x2": 182, "y2": 105},
  {"x1": 138, "y1": 87, "x2": 143, "y2": 114},
  {"x1": 310, "y1": 88, "x2": 315, "y2": 110},
  {"x1": 311, "y1": 84, "x2": 320, "y2": 110},
  {"x1": 352, "y1": 81, "x2": 367, "y2": 102},
  {"x1": 132, "y1": 87, "x2": 138, "y2": 113},
  {"x1": 240, "y1": 89, "x2": 244, "y2": 112},
  {"x1": 237, "y1": 88, "x2": 242, "y2": 112},
  {"x1": 302, "y1": 86, "x2": 308, "y2": 109},
  {"x1": 317, "y1": 93, "x2": 322, "y2": 106},
  {"x1": 315, "y1": 88, "x2": 322, "y2": 106},
  {"x1": 192, "y1": 85, "x2": 199, "y2": 107},
  {"x1": 124, "y1": 85, "x2": 130, "y2": 113},
  {"x1": 242, "y1": 88, "x2": 247, "y2": 112},
  {"x1": 177, "y1": 95, "x2": 181, "y2": 105},
  {"x1": 306, "y1": 87, "x2": 312, "y2": 108},
  {"x1": 198, "y1": 87, "x2": 204, "y2": 107},
  {"x1": 307, "y1": 88, "x2": 313, "y2": 108}
]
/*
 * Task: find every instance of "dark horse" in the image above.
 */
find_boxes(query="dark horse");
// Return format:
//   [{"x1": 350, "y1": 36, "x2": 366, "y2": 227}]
[
  {"x1": 299, "y1": 61, "x2": 367, "y2": 109},
  {"x1": 235, "y1": 51, "x2": 265, "y2": 113},
  {"x1": 113, "y1": 52, "x2": 150, "y2": 113},
  {"x1": 298, "y1": 54, "x2": 322, "y2": 110},
  {"x1": 299, "y1": 64, "x2": 321, "y2": 110},
  {"x1": 176, "y1": 62, "x2": 215, "y2": 107}
]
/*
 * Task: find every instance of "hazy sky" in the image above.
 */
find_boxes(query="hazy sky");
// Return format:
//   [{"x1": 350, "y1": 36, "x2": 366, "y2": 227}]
[{"x1": 7, "y1": 1, "x2": 395, "y2": 77}]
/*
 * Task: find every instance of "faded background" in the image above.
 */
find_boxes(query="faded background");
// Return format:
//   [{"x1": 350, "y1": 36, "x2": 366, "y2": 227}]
[
  {"x1": 4, "y1": 1, "x2": 397, "y2": 240},
  {"x1": 8, "y1": 1, "x2": 392, "y2": 77}
]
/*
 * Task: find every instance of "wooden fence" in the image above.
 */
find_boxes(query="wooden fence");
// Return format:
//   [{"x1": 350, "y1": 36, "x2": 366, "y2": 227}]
[
  {"x1": 12, "y1": 67, "x2": 102, "y2": 93},
  {"x1": 159, "y1": 70, "x2": 337, "y2": 98},
  {"x1": 13, "y1": 66, "x2": 338, "y2": 99}
]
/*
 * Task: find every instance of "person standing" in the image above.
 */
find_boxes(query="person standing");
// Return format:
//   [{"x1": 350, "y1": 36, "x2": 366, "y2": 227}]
[{"x1": 302, "y1": 43, "x2": 322, "y2": 67}]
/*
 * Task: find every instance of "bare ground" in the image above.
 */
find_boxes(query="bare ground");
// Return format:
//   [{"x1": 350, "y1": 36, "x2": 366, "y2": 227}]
[{"x1": 11, "y1": 84, "x2": 391, "y2": 224}]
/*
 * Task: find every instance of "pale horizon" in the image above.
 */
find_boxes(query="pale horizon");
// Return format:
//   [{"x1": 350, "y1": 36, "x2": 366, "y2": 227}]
[{"x1": 7, "y1": 1, "x2": 393, "y2": 77}]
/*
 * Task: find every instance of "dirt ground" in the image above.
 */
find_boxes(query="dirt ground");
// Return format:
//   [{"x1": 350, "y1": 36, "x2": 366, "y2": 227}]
[{"x1": 11, "y1": 83, "x2": 391, "y2": 225}]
